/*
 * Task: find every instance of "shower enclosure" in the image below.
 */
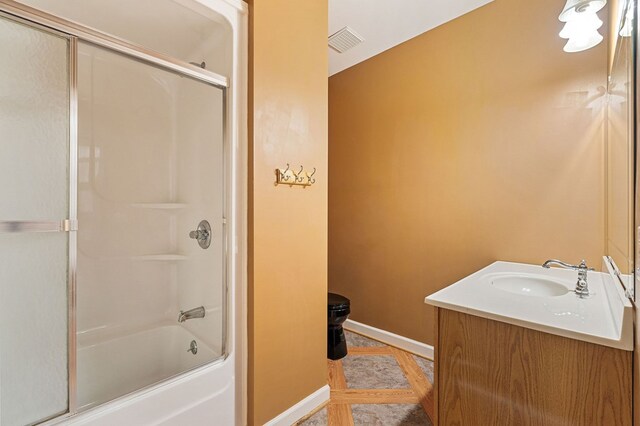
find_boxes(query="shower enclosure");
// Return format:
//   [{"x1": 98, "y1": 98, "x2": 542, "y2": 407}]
[{"x1": 0, "y1": 0, "x2": 238, "y2": 424}]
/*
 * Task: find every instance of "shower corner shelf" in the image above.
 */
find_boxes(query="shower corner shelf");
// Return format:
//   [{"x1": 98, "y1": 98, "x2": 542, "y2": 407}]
[
  {"x1": 131, "y1": 203, "x2": 188, "y2": 210},
  {"x1": 132, "y1": 254, "x2": 188, "y2": 262}
]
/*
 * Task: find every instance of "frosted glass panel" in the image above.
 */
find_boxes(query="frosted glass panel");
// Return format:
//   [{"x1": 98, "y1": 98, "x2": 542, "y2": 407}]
[
  {"x1": 0, "y1": 16, "x2": 69, "y2": 221},
  {"x1": 0, "y1": 16, "x2": 69, "y2": 425},
  {"x1": 76, "y1": 42, "x2": 225, "y2": 410},
  {"x1": 0, "y1": 234, "x2": 69, "y2": 425}
]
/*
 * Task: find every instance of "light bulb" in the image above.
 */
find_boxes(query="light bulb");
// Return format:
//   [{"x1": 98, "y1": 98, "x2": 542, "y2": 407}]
[
  {"x1": 559, "y1": 0, "x2": 607, "y2": 22},
  {"x1": 559, "y1": 13, "x2": 603, "y2": 38},
  {"x1": 563, "y1": 29, "x2": 604, "y2": 52}
]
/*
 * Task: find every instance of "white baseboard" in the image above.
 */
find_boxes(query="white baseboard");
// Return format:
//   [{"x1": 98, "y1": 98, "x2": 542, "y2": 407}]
[
  {"x1": 344, "y1": 319, "x2": 434, "y2": 360},
  {"x1": 264, "y1": 384, "x2": 330, "y2": 426}
]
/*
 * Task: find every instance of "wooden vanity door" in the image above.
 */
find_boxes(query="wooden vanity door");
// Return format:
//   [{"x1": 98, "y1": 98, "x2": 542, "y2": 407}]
[{"x1": 435, "y1": 308, "x2": 632, "y2": 426}]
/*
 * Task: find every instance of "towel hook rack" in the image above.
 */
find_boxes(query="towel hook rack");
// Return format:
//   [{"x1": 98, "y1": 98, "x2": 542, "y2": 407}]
[{"x1": 275, "y1": 164, "x2": 316, "y2": 188}]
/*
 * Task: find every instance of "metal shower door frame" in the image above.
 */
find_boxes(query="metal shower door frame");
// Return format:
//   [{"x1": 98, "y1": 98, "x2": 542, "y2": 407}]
[{"x1": 0, "y1": 1, "x2": 230, "y2": 422}]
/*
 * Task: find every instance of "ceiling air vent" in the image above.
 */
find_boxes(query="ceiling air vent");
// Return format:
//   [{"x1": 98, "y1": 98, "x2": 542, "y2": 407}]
[{"x1": 328, "y1": 26, "x2": 364, "y2": 53}]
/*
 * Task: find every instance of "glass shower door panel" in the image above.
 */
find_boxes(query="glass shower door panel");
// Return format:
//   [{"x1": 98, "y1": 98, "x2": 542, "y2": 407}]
[
  {"x1": 76, "y1": 42, "x2": 225, "y2": 409},
  {"x1": 175, "y1": 67, "x2": 226, "y2": 364},
  {"x1": 0, "y1": 15, "x2": 70, "y2": 426}
]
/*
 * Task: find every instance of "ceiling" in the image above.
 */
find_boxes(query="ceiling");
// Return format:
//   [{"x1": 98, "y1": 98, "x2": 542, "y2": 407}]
[{"x1": 328, "y1": 0, "x2": 494, "y2": 76}]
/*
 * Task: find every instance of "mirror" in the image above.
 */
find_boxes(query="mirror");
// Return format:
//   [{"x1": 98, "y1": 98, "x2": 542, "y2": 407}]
[{"x1": 607, "y1": 0, "x2": 636, "y2": 300}]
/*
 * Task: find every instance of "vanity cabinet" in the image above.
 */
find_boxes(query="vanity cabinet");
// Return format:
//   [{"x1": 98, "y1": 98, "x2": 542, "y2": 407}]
[{"x1": 433, "y1": 308, "x2": 632, "y2": 426}]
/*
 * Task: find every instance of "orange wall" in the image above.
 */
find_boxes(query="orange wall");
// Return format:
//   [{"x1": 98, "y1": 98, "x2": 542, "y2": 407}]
[
  {"x1": 328, "y1": 0, "x2": 607, "y2": 345},
  {"x1": 247, "y1": 0, "x2": 328, "y2": 424}
]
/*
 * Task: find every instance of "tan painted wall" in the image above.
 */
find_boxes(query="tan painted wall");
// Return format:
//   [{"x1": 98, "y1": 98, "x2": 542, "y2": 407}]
[
  {"x1": 328, "y1": 0, "x2": 607, "y2": 345},
  {"x1": 247, "y1": 0, "x2": 328, "y2": 425}
]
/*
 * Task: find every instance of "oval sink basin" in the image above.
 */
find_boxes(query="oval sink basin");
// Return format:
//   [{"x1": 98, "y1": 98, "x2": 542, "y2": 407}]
[{"x1": 488, "y1": 274, "x2": 570, "y2": 297}]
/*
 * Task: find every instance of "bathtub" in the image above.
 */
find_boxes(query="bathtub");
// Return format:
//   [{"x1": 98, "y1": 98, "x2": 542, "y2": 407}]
[
  {"x1": 60, "y1": 323, "x2": 235, "y2": 425},
  {"x1": 77, "y1": 325, "x2": 220, "y2": 411}
]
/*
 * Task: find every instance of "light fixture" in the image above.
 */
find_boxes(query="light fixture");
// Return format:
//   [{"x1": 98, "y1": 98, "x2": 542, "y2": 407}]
[
  {"x1": 559, "y1": 13, "x2": 603, "y2": 38},
  {"x1": 558, "y1": 0, "x2": 606, "y2": 52},
  {"x1": 563, "y1": 31, "x2": 604, "y2": 52},
  {"x1": 559, "y1": 0, "x2": 607, "y2": 22}
]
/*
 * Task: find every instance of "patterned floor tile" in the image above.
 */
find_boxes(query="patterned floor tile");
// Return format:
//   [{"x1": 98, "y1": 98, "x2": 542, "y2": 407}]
[
  {"x1": 302, "y1": 332, "x2": 434, "y2": 425},
  {"x1": 351, "y1": 404, "x2": 432, "y2": 425},
  {"x1": 345, "y1": 330, "x2": 386, "y2": 347},
  {"x1": 342, "y1": 354, "x2": 410, "y2": 389},
  {"x1": 297, "y1": 406, "x2": 328, "y2": 426},
  {"x1": 411, "y1": 354, "x2": 434, "y2": 384}
]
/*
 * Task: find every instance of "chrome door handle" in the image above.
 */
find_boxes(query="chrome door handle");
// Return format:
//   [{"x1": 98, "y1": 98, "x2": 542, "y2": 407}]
[{"x1": 0, "y1": 219, "x2": 77, "y2": 233}]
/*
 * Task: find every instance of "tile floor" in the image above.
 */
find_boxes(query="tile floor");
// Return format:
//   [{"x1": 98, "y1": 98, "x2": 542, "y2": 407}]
[{"x1": 298, "y1": 331, "x2": 434, "y2": 426}]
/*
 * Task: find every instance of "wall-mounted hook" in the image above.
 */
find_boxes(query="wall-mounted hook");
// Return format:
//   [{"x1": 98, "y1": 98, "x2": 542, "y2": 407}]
[
  {"x1": 275, "y1": 164, "x2": 316, "y2": 188},
  {"x1": 280, "y1": 163, "x2": 291, "y2": 181}
]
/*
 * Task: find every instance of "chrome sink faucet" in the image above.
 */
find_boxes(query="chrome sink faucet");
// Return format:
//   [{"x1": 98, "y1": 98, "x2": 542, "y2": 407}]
[
  {"x1": 542, "y1": 259, "x2": 594, "y2": 298},
  {"x1": 178, "y1": 306, "x2": 206, "y2": 323}
]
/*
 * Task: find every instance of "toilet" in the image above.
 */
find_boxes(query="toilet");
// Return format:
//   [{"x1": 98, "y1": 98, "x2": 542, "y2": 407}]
[{"x1": 327, "y1": 292, "x2": 351, "y2": 360}]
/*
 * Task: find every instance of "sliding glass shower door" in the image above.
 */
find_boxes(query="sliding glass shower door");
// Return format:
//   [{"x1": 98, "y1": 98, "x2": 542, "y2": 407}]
[
  {"x1": 0, "y1": 15, "x2": 72, "y2": 426},
  {"x1": 0, "y1": 6, "x2": 227, "y2": 422},
  {"x1": 75, "y1": 42, "x2": 226, "y2": 410}
]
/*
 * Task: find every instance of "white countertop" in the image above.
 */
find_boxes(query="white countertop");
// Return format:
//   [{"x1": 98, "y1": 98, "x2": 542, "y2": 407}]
[{"x1": 425, "y1": 260, "x2": 633, "y2": 351}]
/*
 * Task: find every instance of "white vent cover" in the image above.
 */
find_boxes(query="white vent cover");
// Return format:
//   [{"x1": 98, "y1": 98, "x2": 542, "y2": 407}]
[{"x1": 328, "y1": 26, "x2": 364, "y2": 53}]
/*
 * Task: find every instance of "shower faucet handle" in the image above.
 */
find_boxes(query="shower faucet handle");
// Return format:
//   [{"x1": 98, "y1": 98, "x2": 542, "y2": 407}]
[
  {"x1": 189, "y1": 220, "x2": 212, "y2": 249},
  {"x1": 189, "y1": 229, "x2": 208, "y2": 240}
]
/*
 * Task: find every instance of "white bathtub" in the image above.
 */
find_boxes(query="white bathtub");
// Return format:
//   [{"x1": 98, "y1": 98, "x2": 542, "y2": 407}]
[
  {"x1": 77, "y1": 325, "x2": 220, "y2": 411},
  {"x1": 59, "y1": 323, "x2": 235, "y2": 425}
]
